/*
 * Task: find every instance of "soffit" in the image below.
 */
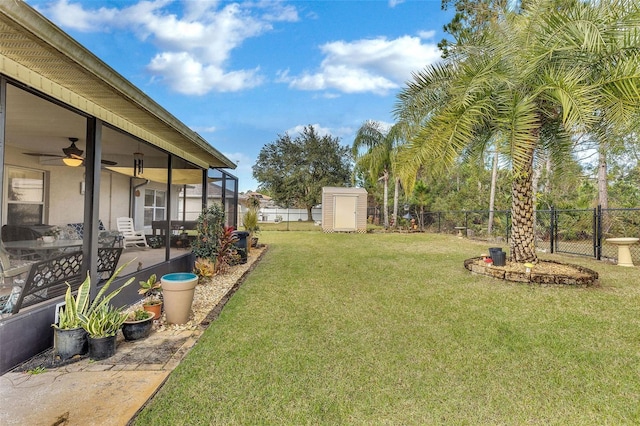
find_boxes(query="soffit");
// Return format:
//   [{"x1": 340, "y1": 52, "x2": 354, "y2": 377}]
[{"x1": 0, "y1": 2, "x2": 235, "y2": 170}]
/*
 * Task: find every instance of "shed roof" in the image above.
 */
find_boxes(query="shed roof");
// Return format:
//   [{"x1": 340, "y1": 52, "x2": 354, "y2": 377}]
[
  {"x1": 322, "y1": 187, "x2": 368, "y2": 194},
  {"x1": 0, "y1": 2, "x2": 235, "y2": 170}
]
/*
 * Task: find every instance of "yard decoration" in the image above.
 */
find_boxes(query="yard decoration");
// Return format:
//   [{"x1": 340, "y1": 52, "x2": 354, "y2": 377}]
[{"x1": 161, "y1": 272, "x2": 198, "y2": 325}]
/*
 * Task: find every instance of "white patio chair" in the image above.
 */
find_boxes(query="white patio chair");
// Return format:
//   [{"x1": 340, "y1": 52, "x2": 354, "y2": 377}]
[{"x1": 116, "y1": 217, "x2": 149, "y2": 249}]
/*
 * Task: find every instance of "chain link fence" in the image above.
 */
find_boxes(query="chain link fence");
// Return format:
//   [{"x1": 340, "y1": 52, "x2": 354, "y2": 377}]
[{"x1": 368, "y1": 206, "x2": 640, "y2": 264}]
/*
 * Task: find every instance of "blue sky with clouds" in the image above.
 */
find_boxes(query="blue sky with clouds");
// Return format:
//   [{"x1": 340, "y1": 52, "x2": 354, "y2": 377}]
[{"x1": 26, "y1": 0, "x2": 453, "y2": 191}]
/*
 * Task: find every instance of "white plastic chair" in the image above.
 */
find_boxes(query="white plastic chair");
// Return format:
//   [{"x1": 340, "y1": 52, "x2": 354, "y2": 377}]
[{"x1": 116, "y1": 217, "x2": 149, "y2": 249}]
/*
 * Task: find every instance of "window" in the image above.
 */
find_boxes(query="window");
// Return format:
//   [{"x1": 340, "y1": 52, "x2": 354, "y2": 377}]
[
  {"x1": 144, "y1": 189, "x2": 166, "y2": 227},
  {"x1": 4, "y1": 166, "x2": 45, "y2": 225}
]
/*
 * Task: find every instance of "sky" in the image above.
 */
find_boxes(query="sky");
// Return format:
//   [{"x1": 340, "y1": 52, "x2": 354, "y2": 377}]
[{"x1": 26, "y1": 0, "x2": 454, "y2": 192}]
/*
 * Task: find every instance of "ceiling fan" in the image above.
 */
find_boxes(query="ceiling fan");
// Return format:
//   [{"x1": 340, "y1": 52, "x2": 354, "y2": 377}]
[{"x1": 23, "y1": 138, "x2": 117, "y2": 166}]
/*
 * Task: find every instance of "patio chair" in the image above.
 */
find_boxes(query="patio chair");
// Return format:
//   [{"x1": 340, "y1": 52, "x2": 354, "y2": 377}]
[
  {"x1": 66, "y1": 220, "x2": 123, "y2": 247},
  {"x1": 116, "y1": 217, "x2": 149, "y2": 249},
  {"x1": 97, "y1": 247, "x2": 123, "y2": 281},
  {"x1": 0, "y1": 241, "x2": 34, "y2": 315},
  {"x1": 1, "y1": 225, "x2": 41, "y2": 259}
]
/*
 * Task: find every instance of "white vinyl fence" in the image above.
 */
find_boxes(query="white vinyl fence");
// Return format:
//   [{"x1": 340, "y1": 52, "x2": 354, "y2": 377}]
[{"x1": 258, "y1": 207, "x2": 322, "y2": 222}]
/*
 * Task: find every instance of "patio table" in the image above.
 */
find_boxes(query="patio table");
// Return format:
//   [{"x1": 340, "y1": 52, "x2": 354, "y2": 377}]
[{"x1": 3, "y1": 239, "x2": 82, "y2": 260}]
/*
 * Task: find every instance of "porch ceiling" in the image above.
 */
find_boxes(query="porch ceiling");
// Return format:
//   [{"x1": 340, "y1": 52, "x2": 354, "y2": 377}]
[{"x1": 0, "y1": 2, "x2": 235, "y2": 170}]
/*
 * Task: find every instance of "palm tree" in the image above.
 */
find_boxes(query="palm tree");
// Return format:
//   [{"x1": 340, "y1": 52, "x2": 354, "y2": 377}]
[
  {"x1": 395, "y1": 0, "x2": 640, "y2": 263},
  {"x1": 352, "y1": 121, "x2": 405, "y2": 229}
]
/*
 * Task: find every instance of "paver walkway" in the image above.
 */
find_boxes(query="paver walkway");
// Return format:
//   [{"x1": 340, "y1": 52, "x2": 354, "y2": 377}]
[{"x1": 0, "y1": 247, "x2": 265, "y2": 425}]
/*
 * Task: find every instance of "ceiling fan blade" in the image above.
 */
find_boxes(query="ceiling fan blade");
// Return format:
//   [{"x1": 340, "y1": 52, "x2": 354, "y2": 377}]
[
  {"x1": 101, "y1": 159, "x2": 118, "y2": 166},
  {"x1": 23, "y1": 152, "x2": 63, "y2": 157}
]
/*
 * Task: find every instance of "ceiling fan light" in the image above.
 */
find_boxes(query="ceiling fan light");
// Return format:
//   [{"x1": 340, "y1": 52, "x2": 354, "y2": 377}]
[{"x1": 63, "y1": 157, "x2": 83, "y2": 167}]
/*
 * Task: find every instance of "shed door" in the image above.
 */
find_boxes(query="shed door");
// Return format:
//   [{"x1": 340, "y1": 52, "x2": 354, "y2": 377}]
[{"x1": 334, "y1": 195, "x2": 357, "y2": 230}]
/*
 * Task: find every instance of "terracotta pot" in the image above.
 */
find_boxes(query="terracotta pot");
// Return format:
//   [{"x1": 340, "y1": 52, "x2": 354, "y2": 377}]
[
  {"x1": 161, "y1": 272, "x2": 198, "y2": 324},
  {"x1": 143, "y1": 302, "x2": 162, "y2": 319}
]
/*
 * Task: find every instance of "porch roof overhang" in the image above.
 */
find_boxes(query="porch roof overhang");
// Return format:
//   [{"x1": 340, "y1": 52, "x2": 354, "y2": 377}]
[{"x1": 0, "y1": 2, "x2": 235, "y2": 171}]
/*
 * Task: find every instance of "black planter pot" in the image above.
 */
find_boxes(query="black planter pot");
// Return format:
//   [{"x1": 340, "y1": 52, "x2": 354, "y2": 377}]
[
  {"x1": 88, "y1": 335, "x2": 117, "y2": 360},
  {"x1": 122, "y1": 312, "x2": 155, "y2": 341},
  {"x1": 54, "y1": 327, "x2": 88, "y2": 360}
]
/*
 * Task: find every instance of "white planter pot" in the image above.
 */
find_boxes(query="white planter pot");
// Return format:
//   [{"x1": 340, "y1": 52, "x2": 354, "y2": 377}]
[{"x1": 161, "y1": 273, "x2": 198, "y2": 324}]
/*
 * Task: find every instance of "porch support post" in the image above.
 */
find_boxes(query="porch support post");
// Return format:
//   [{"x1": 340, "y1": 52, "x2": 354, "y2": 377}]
[
  {"x1": 202, "y1": 168, "x2": 207, "y2": 211},
  {"x1": 84, "y1": 117, "x2": 102, "y2": 299},
  {"x1": 164, "y1": 155, "x2": 172, "y2": 260},
  {"x1": 0, "y1": 77, "x2": 6, "y2": 214}
]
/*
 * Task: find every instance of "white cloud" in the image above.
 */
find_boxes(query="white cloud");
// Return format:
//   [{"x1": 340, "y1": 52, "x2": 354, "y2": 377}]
[
  {"x1": 37, "y1": 0, "x2": 298, "y2": 94},
  {"x1": 191, "y1": 125, "x2": 217, "y2": 134},
  {"x1": 388, "y1": 0, "x2": 406, "y2": 7},
  {"x1": 418, "y1": 30, "x2": 436, "y2": 40},
  {"x1": 286, "y1": 124, "x2": 354, "y2": 141},
  {"x1": 282, "y1": 36, "x2": 441, "y2": 96},
  {"x1": 148, "y1": 51, "x2": 263, "y2": 95},
  {"x1": 286, "y1": 124, "x2": 332, "y2": 138}
]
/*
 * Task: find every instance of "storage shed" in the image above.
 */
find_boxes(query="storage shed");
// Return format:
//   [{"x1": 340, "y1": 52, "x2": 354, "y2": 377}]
[{"x1": 321, "y1": 187, "x2": 368, "y2": 233}]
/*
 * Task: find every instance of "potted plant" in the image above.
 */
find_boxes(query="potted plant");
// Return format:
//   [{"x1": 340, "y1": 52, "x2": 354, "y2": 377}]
[
  {"x1": 139, "y1": 273, "x2": 162, "y2": 318},
  {"x1": 121, "y1": 309, "x2": 155, "y2": 341},
  {"x1": 52, "y1": 262, "x2": 133, "y2": 360},
  {"x1": 81, "y1": 304, "x2": 127, "y2": 359},
  {"x1": 242, "y1": 195, "x2": 261, "y2": 249},
  {"x1": 42, "y1": 226, "x2": 60, "y2": 243},
  {"x1": 52, "y1": 283, "x2": 90, "y2": 360},
  {"x1": 194, "y1": 257, "x2": 215, "y2": 280}
]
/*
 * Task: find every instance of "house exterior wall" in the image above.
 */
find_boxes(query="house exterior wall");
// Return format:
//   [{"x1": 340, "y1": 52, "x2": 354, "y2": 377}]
[
  {"x1": 321, "y1": 187, "x2": 367, "y2": 233},
  {"x1": 0, "y1": 3, "x2": 236, "y2": 374},
  {"x1": 99, "y1": 171, "x2": 130, "y2": 231}
]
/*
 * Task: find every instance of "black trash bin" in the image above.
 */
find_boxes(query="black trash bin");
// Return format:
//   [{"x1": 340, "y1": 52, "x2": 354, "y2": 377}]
[
  {"x1": 232, "y1": 231, "x2": 249, "y2": 264},
  {"x1": 488, "y1": 247, "x2": 502, "y2": 259},
  {"x1": 492, "y1": 250, "x2": 506, "y2": 266}
]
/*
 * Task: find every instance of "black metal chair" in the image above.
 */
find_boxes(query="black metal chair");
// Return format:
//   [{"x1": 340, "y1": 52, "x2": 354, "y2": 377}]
[{"x1": 1, "y1": 225, "x2": 42, "y2": 259}]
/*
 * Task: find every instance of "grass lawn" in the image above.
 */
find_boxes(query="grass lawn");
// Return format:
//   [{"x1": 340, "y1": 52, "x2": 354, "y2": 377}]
[{"x1": 135, "y1": 231, "x2": 640, "y2": 425}]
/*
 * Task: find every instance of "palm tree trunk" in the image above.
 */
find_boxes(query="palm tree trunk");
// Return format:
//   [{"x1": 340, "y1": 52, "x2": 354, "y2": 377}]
[
  {"x1": 382, "y1": 171, "x2": 389, "y2": 228},
  {"x1": 488, "y1": 149, "x2": 498, "y2": 235},
  {"x1": 509, "y1": 158, "x2": 537, "y2": 263},
  {"x1": 392, "y1": 177, "x2": 400, "y2": 229}
]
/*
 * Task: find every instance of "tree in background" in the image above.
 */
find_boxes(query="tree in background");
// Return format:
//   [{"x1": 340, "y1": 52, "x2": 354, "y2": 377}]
[
  {"x1": 352, "y1": 121, "x2": 405, "y2": 229},
  {"x1": 253, "y1": 126, "x2": 352, "y2": 221},
  {"x1": 396, "y1": 0, "x2": 640, "y2": 263},
  {"x1": 438, "y1": 0, "x2": 510, "y2": 57}
]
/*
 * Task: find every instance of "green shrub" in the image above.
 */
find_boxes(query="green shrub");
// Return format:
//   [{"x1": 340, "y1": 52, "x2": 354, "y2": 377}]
[{"x1": 192, "y1": 203, "x2": 226, "y2": 259}]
